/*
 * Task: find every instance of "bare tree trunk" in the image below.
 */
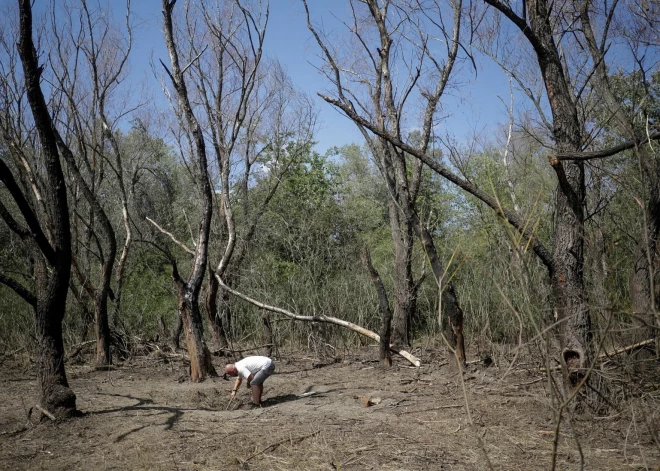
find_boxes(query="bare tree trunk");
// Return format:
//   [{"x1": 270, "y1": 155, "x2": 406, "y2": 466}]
[
  {"x1": 204, "y1": 267, "x2": 228, "y2": 347},
  {"x1": 34, "y1": 255, "x2": 77, "y2": 417},
  {"x1": 413, "y1": 216, "x2": 466, "y2": 366},
  {"x1": 173, "y1": 268, "x2": 216, "y2": 381},
  {"x1": 589, "y1": 166, "x2": 612, "y2": 342},
  {"x1": 94, "y1": 293, "x2": 111, "y2": 365},
  {"x1": 362, "y1": 247, "x2": 393, "y2": 367},
  {"x1": 389, "y1": 199, "x2": 416, "y2": 347},
  {"x1": 162, "y1": 0, "x2": 218, "y2": 381},
  {"x1": 172, "y1": 314, "x2": 183, "y2": 350},
  {"x1": 483, "y1": 0, "x2": 592, "y2": 396},
  {"x1": 262, "y1": 309, "x2": 274, "y2": 358},
  {"x1": 15, "y1": 0, "x2": 77, "y2": 417}
]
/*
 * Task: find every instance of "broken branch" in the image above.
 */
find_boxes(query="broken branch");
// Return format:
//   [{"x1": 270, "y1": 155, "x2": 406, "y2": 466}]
[{"x1": 216, "y1": 275, "x2": 421, "y2": 367}]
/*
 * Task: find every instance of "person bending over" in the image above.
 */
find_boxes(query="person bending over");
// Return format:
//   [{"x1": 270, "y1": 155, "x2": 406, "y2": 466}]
[{"x1": 223, "y1": 356, "x2": 275, "y2": 406}]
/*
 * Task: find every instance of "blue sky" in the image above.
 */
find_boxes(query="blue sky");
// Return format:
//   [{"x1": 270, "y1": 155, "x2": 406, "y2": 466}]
[{"x1": 121, "y1": 0, "x2": 511, "y2": 154}]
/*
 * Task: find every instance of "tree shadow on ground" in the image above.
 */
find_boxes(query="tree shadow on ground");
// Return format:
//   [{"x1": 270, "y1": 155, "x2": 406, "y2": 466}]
[
  {"x1": 88, "y1": 393, "x2": 219, "y2": 440},
  {"x1": 260, "y1": 392, "x2": 333, "y2": 407}
]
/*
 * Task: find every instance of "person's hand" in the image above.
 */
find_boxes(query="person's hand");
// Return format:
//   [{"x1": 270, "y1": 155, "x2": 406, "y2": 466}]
[
  {"x1": 246, "y1": 383, "x2": 252, "y2": 389},
  {"x1": 230, "y1": 389, "x2": 237, "y2": 399}
]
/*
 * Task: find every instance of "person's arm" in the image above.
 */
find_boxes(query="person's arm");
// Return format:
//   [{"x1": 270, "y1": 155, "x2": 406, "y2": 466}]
[
  {"x1": 230, "y1": 378, "x2": 242, "y2": 398},
  {"x1": 246, "y1": 374, "x2": 254, "y2": 388}
]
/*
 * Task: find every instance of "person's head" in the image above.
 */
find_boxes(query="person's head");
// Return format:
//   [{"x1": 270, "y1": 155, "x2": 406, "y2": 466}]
[{"x1": 223, "y1": 363, "x2": 238, "y2": 380}]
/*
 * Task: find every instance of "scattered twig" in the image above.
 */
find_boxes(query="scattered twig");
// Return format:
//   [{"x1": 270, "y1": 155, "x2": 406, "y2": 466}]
[
  {"x1": 396, "y1": 404, "x2": 463, "y2": 415},
  {"x1": 513, "y1": 377, "x2": 544, "y2": 387},
  {"x1": 1, "y1": 346, "x2": 26, "y2": 359},
  {"x1": 66, "y1": 340, "x2": 95, "y2": 359},
  {"x1": 242, "y1": 430, "x2": 321, "y2": 463}
]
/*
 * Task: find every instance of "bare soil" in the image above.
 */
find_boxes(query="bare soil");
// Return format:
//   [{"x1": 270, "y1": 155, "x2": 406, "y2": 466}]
[{"x1": 1, "y1": 347, "x2": 658, "y2": 471}]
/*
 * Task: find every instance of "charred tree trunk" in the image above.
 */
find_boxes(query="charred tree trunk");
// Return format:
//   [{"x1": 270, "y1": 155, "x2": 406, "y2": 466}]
[
  {"x1": 204, "y1": 267, "x2": 228, "y2": 347},
  {"x1": 389, "y1": 199, "x2": 416, "y2": 348},
  {"x1": 173, "y1": 266, "x2": 216, "y2": 381},
  {"x1": 362, "y1": 247, "x2": 393, "y2": 367},
  {"x1": 15, "y1": 0, "x2": 77, "y2": 417},
  {"x1": 34, "y1": 252, "x2": 77, "y2": 417},
  {"x1": 94, "y1": 292, "x2": 112, "y2": 365},
  {"x1": 172, "y1": 313, "x2": 183, "y2": 350},
  {"x1": 162, "y1": 0, "x2": 218, "y2": 381},
  {"x1": 262, "y1": 309, "x2": 274, "y2": 358}
]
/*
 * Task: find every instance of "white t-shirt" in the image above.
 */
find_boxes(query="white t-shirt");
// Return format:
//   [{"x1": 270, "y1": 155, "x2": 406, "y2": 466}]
[{"x1": 235, "y1": 356, "x2": 272, "y2": 379}]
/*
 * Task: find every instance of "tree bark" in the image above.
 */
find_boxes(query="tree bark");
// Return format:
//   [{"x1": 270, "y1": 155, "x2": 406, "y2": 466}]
[
  {"x1": 175, "y1": 279, "x2": 216, "y2": 381},
  {"x1": 162, "y1": 0, "x2": 217, "y2": 381},
  {"x1": 389, "y1": 198, "x2": 417, "y2": 347},
  {"x1": 482, "y1": 0, "x2": 592, "y2": 397},
  {"x1": 16, "y1": 0, "x2": 77, "y2": 417},
  {"x1": 362, "y1": 247, "x2": 393, "y2": 367},
  {"x1": 204, "y1": 267, "x2": 228, "y2": 347},
  {"x1": 262, "y1": 309, "x2": 274, "y2": 358}
]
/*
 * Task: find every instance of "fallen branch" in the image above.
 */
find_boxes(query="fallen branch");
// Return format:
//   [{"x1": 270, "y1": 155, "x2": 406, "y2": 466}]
[
  {"x1": 397, "y1": 404, "x2": 463, "y2": 415},
  {"x1": 34, "y1": 404, "x2": 56, "y2": 421},
  {"x1": 598, "y1": 338, "x2": 656, "y2": 358},
  {"x1": 216, "y1": 276, "x2": 421, "y2": 367}
]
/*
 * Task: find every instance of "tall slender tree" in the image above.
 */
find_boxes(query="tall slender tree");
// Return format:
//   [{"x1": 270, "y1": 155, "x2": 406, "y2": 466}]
[{"x1": 160, "y1": 0, "x2": 216, "y2": 381}]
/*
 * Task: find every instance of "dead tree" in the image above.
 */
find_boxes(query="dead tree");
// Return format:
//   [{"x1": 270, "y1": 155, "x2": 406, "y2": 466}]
[
  {"x1": 303, "y1": 0, "x2": 467, "y2": 362},
  {"x1": 0, "y1": 0, "x2": 78, "y2": 418},
  {"x1": 217, "y1": 277, "x2": 421, "y2": 367},
  {"x1": 159, "y1": 0, "x2": 216, "y2": 382},
  {"x1": 362, "y1": 247, "x2": 393, "y2": 367},
  {"x1": 169, "y1": 0, "x2": 316, "y2": 349}
]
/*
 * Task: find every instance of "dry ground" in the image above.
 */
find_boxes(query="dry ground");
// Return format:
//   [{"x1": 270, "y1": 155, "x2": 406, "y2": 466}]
[{"x1": 0, "y1": 347, "x2": 659, "y2": 471}]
